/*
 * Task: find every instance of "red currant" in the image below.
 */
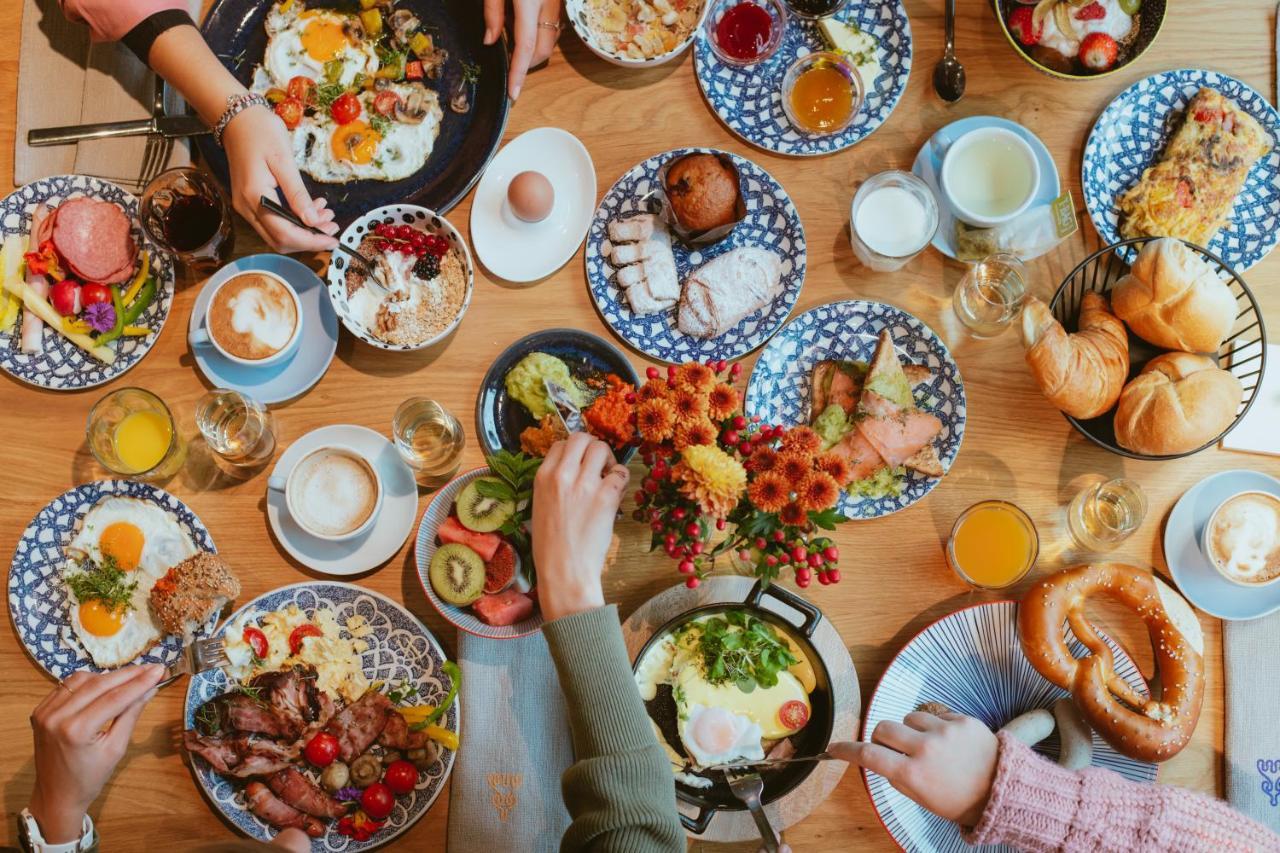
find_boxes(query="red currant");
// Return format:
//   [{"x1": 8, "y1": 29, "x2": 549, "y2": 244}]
[{"x1": 685, "y1": 577, "x2": 700, "y2": 589}]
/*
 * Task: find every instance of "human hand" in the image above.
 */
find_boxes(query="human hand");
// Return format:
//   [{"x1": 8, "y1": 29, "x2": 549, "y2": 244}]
[
  {"x1": 483, "y1": 0, "x2": 563, "y2": 100},
  {"x1": 271, "y1": 828, "x2": 311, "y2": 851},
  {"x1": 27, "y1": 664, "x2": 165, "y2": 843},
  {"x1": 832, "y1": 711, "x2": 998, "y2": 827},
  {"x1": 532, "y1": 432, "x2": 630, "y2": 621},
  {"x1": 222, "y1": 106, "x2": 338, "y2": 253}
]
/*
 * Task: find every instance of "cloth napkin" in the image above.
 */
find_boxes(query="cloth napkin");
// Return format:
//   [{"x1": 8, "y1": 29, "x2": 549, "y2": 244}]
[
  {"x1": 1224, "y1": 616, "x2": 1280, "y2": 831},
  {"x1": 447, "y1": 633, "x2": 573, "y2": 852},
  {"x1": 15, "y1": 0, "x2": 200, "y2": 192},
  {"x1": 1222, "y1": 344, "x2": 1280, "y2": 456}
]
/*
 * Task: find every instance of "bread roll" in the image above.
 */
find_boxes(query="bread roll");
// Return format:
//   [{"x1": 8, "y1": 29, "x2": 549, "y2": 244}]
[
  {"x1": 1114, "y1": 352, "x2": 1244, "y2": 455},
  {"x1": 1022, "y1": 292, "x2": 1129, "y2": 420},
  {"x1": 1111, "y1": 238, "x2": 1237, "y2": 353}
]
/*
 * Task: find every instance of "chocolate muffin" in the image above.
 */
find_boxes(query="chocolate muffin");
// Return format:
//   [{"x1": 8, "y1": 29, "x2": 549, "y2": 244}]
[{"x1": 664, "y1": 153, "x2": 741, "y2": 232}]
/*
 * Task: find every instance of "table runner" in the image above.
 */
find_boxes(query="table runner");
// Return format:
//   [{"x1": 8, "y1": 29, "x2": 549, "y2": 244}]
[
  {"x1": 15, "y1": 0, "x2": 198, "y2": 192},
  {"x1": 1225, "y1": 616, "x2": 1280, "y2": 830},
  {"x1": 447, "y1": 632, "x2": 573, "y2": 852}
]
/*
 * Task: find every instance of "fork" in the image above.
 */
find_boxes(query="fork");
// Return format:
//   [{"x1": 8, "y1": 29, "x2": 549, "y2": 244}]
[
  {"x1": 726, "y1": 770, "x2": 780, "y2": 853},
  {"x1": 157, "y1": 635, "x2": 229, "y2": 689}
]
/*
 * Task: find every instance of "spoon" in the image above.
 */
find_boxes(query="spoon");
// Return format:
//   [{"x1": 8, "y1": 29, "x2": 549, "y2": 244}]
[
  {"x1": 933, "y1": 0, "x2": 965, "y2": 103},
  {"x1": 257, "y1": 195, "x2": 388, "y2": 291}
]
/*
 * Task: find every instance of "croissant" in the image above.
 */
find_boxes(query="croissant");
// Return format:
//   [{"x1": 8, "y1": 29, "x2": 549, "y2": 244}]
[{"x1": 1021, "y1": 292, "x2": 1129, "y2": 419}]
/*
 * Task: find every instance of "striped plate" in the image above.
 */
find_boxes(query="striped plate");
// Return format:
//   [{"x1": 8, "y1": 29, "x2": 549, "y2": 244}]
[{"x1": 862, "y1": 601, "x2": 1157, "y2": 852}]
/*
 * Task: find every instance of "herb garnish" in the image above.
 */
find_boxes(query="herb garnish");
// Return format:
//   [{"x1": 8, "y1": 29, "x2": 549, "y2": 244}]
[
  {"x1": 475, "y1": 451, "x2": 542, "y2": 584},
  {"x1": 461, "y1": 62, "x2": 481, "y2": 85},
  {"x1": 693, "y1": 612, "x2": 797, "y2": 693},
  {"x1": 65, "y1": 554, "x2": 137, "y2": 613},
  {"x1": 369, "y1": 113, "x2": 392, "y2": 136},
  {"x1": 387, "y1": 681, "x2": 418, "y2": 704}
]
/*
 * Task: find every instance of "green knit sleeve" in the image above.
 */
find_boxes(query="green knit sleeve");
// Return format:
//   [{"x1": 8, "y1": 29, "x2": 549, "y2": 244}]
[{"x1": 543, "y1": 606, "x2": 684, "y2": 853}]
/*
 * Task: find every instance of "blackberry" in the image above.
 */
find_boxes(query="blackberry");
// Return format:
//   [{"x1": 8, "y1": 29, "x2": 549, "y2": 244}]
[{"x1": 413, "y1": 254, "x2": 441, "y2": 280}]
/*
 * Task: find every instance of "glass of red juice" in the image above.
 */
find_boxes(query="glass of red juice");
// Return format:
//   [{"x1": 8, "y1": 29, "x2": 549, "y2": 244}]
[
  {"x1": 707, "y1": 0, "x2": 786, "y2": 66},
  {"x1": 140, "y1": 167, "x2": 234, "y2": 275}
]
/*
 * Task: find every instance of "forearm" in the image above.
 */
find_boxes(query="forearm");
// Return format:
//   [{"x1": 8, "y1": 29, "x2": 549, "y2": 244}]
[
  {"x1": 145, "y1": 25, "x2": 247, "y2": 125},
  {"x1": 543, "y1": 606, "x2": 683, "y2": 853},
  {"x1": 966, "y1": 732, "x2": 1279, "y2": 853},
  {"x1": 27, "y1": 788, "x2": 86, "y2": 845}
]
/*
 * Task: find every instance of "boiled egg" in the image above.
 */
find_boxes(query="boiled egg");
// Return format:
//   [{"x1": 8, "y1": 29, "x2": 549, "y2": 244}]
[
  {"x1": 508, "y1": 171, "x2": 555, "y2": 223},
  {"x1": 263, "y1": 3, "x2": 380, "y2": 89},
  {"x1": 679, "y1": 704, "x2": 766, "y2": 767}
]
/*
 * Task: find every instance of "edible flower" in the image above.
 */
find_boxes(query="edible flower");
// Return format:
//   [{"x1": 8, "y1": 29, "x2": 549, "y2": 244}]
[
  {"x1": 24, "y1": 241, "x2": 63, "y2": 281},
  {"x1": 672, "y1": 444, "x2": 747, "y2": 518},
  {"x1": 337, "y1": 811, "x2": 384, "y2": 842},
  {"x1": 333, "y1": 787, "x2": 364, "y2": 803},
  {"x1": 84, "y1": 302, "x2": 116, "y2": 334}
]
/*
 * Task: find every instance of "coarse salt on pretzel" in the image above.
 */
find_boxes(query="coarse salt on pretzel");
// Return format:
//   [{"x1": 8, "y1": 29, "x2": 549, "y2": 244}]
[{"x1": 1018, "y1": 562, "x2": 1205, "y2": 763}]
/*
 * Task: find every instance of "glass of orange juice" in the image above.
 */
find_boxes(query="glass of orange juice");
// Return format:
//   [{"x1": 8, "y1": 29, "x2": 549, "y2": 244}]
[
  {"x1": 86, "y1": 387, "x2": 184, "y2": 479},
  {"x1": 946, "y1": 500, "x2": 1039, "y2": 589}
]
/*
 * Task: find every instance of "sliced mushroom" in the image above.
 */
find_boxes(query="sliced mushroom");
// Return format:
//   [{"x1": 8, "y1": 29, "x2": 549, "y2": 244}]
[
  {"x1": 395, "y1": 85, "x2": 432, "y2": 124},
  {"x1": 423, "y1": 47, "x2": 449, "y2": 80},
  {"x1": 389, "y1": 9, "x2": 421, "y2": 47},
  {"x1": 342, "y1": 16, "x2": 365, "y2": 43},
  {"x1": 450, "y1": 84, "x2": 471, "y2": 115}
]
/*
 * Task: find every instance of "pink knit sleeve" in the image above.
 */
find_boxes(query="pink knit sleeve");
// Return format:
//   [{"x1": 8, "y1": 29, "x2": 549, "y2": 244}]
[
  {"x1": 59, "y1": 0, "x2": 189, "y2": 43},
  {"x1": 963, "y1": 732, "x2": 1280, "y2": 852}
]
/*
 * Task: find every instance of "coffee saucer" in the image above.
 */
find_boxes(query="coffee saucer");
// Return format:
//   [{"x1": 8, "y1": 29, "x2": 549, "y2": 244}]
[
  {"x1": 1165, "y1": 469, "x2": 1280, "y2": 621},
  {"x1": 266, "y1": 424, "x2": 419, "y2": 576},
  {"x1": 911, "y1": 115, "x2": 1061, "y2": 262},
  {"x1": 189, "y1": 254, "x2": 338, "y2": 405},
  {"x1": 469, "y1": 127, "x2": 596, "y2": 283}
]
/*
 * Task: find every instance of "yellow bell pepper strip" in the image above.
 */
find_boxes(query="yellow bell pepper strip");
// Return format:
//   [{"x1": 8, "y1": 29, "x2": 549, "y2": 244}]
[
  {"x1": 360, "y1": 9, "x2": 383, "y2": 37},
  {"x1": 62, "y1": 316, "x2": 91, "y2": 335},
  {"x1": 422, "y1": 724, "x2": 459, "y2": 751},
  {"x1": 122, "y1": 276, "x2": 157, "y2": 326},
  {"x1": 123, "y1": 326, "x2": 151, "y2": 336},
  {"x1": 0, "y1": 275, "x2": 114, "y2": 363},
  {"x1": 94, "y1": 285, "x2": 127, "y2": 347},
  {"x1": 409, "y1": 32, "x2": 433, "y2": 58},
  {"x1": 395, "y1": 705, "x2": 437, "y2": 725},
  {"x1": 408, "y1": 661, "x2": 460, "y2": 730},
  {"x1": 123, "y1": 251, "x2": 150, "y2": 304}
]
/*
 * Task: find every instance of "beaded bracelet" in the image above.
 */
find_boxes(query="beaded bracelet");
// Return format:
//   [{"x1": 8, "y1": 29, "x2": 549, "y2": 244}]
[{"x1": 212, "y1": 93, "x2": 271, "y2": 147}]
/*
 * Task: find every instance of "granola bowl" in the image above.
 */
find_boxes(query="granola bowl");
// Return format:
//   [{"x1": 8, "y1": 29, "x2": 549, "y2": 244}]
[
  {"x1": 326, "y1": 204, "x2": 475, "y2": 352},
  {"x1": 567, "y1": 0, "x2": 709, "y2": 67}
]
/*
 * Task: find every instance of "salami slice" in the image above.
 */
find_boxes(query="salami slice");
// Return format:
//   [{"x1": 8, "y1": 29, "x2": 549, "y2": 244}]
[{"x1": 51, "y1": 198, "x2": 137, "y2": 283}]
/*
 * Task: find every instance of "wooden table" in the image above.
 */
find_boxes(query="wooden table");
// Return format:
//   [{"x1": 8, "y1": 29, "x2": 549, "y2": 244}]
[{"x1": 1, "y1": 0, "x2": 1277, "y2": 849}]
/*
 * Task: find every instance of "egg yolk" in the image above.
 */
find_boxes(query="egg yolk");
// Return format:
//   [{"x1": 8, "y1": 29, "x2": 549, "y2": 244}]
[
  {"x1": 79, "y1": 599, "x2": 125, "y2": 637},
  {"x1": 331, "y1": 121, "x2": 382, "y2": 164},
  {"x1": 99, "y1": 522, "x2": 145, "y2": 570},
  {"x1": 301, "y1": 18, "x2": 350, "y2": 62}
]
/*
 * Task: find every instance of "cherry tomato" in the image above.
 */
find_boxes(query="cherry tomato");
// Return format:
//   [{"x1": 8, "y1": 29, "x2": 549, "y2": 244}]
[
  {"x1": 330, "y1": 92, "x2": 362, "y2": 125},
  {"x1": 304, "y1": 732, "x2": 340, "y2": 767},
  {"x1": 289, "y1": 624, "x2": 324, "y2": 655},
  {"x1": 274, "y1": 97, "x2": 304, "y2": 130},
  {"x1": 360, "y1": 782, "x2": 395, "y2": 820},
  {"x1": 286, "y1": 75, "x2": 316, "y2": 106},
  {"x1": 778, "y1": 700, "x2": 810, "y2": 731},
  {"x1": 243, "y1": 626, "x2": 269, "y2": 659},
  {"x1": 80, "y1": 283, "x2": 112, "y2": 307},
  {"x1": 382, "y1": 760, "x2": 418, "y2": 795},
  {"x1": 372, "y1": 90, "x2": 400, "y2": 118}
]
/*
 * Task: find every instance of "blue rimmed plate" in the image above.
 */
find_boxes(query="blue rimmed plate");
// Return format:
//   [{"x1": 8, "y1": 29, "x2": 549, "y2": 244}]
[
  {"x1": 0, "y1": 175, "x2": 176, "y2": 390},
  {"x1": 1083, "y1": 68, "x2": 1280, "y2": 271},
  {"x1": 8, "y1": 480, "x2": 215, "y2": 680},
  {"x1": 416, "y1": 468, "x2": 544, "y2": 640},
  {"x1": 586, "y1": 148, "x2": 806, "y2": 364},
  {"x1": 184, "y1": 581, "x2": 457, "y2": 850},
  {"x1": 744, "y1": 300, "x2": 965, "y2": 520},
  {"x1": 863, "y1": 601, "x2": 1157, "y2": 853},
  {"x1": 693, "y1": 0, "x2": 911, "y2": 156}
]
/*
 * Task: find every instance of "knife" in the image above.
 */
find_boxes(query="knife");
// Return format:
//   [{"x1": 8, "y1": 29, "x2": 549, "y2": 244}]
[
  {"x1": 544, "y1": 378, "x2": 586, "y2": 435},
  {"x1": 703, "y1": 751, "x2": 837, "y2": 773},
  {"x1": 28, "y1": 114, "x2": 209, "y2": 147}
]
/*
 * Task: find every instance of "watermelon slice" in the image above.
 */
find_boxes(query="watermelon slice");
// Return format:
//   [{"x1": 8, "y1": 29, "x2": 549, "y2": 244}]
[
  {"x1": 438, "y1": 516, "x2": 501, "y2": 562},
  {"x1": 472, "y1": 590, "x2": 535, "y2": 626}
]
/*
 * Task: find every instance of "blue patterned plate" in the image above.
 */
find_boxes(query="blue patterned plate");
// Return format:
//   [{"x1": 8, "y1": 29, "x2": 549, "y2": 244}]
[
  {"x1": 586, "y1": 148, "x2": 806, "y2": 364},
  {"x1": 1083, "y1": 68, "x2": 1280, "y2": 271},
  {"x1": 185, "y1": 581, "x2": 457, "y2": 849},
  {"x1": 416, "y1": 468, "x2": 544, "y2": 640},
  {"x1": 744, "y1": 300, "x2": 965, "y2": 520},
  {"x1": 863, "y1": 601, "x2": 1157, "y2": 853},
  {"x1": 8, "y1": 480, "x2": 214, "y2": 680},
  {"x1": 693, "y1": 0, "x2": 911, "y2": 156},
  {"x1": 0, "y1": 176, "x2": 176, "y2": 390}
]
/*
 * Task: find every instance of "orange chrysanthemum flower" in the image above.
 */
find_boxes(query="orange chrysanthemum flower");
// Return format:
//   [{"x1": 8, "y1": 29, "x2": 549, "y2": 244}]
[
  {"x1": 637, "y1": 381, "x2": 670, "y2": 403},
  {"x1": 678, "y1": 363, "x2": 716, "y2": 392},
  {"x1": 798, "y1": 472, "x2": 840, "y2": 511},
  {"x1": 779, "y1": 502, "x2": 808, "y2": 527},
  {"x1": 674, "y1": 417, "x2": 717, "y2": 450},
  {"x1": 781, "y1": 426, "x2": 822, "y2": 455},
  {"x1": 672, "y1": 445, "x2": 747, "y2": 518},
  {"x1": 747, "y1": 447, "x2": 779, "y2": 473},
  {"x1": 636, "y1": 398, "x2": 677, "y2": 443},
  {"x1": 815, "y1": 452, "x2": 854, "y2": 487},
  {"x1": 670, "y1": 385, "x2": 710, "y2": 424},
  {"x1": 776, "y1": 451, "x2": 813, "y2": 485},
  {"x1": 748, "y1": 472, "x2": 791, "y2": 513},
  {"x1": 707, "y1": 383, "x2": 739, "y2": 422}
]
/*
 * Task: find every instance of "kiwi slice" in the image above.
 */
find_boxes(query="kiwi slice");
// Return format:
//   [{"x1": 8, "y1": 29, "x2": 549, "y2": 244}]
[
  {"x1": 429, "y1": 543, "x2": 485, "y2": 606},
  {"x1": 455, "y1": 478, "x2": 515, "y2": 533}
]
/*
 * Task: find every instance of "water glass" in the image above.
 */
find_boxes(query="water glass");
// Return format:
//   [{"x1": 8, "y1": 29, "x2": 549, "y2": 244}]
[
  {"x1": 393, "y1": 398, "x2": 465, "y2": 488},
  {"x1": 849, "y1": 171, "x2": 939, "y2": 272},
  {"x1": 86, "y1": 387, "x2": 184, "y2": 479},
  {"x1": 196, "y1": 389, "x2": 277, "y2": 468},
  {"x1": 140, "y1": 167, "x2": 234, "y2": 274},
  {"x1": 1067, "y1": 478, "x2": 1148, "y2": 552},
  {"x1": 952, "y1": 253, "x2": 1028, "y2": 337}
]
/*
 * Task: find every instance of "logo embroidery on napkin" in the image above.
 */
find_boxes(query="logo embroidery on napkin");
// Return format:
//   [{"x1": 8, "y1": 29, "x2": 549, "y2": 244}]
[
  {"x1": 488, "y1": 773, "x2": 523, "y2": 822},
  {"x1": 1259, "y1": 759, "x2": 1280, "y2": 807}
]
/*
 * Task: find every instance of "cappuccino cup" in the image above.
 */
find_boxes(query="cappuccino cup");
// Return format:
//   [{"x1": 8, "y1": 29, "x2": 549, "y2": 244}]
[
  {"x1": 1202, "y1": 490, "x2": 1280, "y2": 587},
  {"x1": 190, "y1": 270, "x2": 302, "y2": 367},
  {"x1": 269, "y1": 445, "x2": 383, "y2": 541}
]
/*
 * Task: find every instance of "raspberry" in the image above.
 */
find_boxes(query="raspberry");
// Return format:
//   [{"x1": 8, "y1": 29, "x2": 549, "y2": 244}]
[
  {"x1": 1007, "y1": 6, "x2": 1041, "y2": 46},
  {"x1": 413, "y1": 253, "x2": 441, "y2": 280},
  {"x1": 1074, "y1": 2, "x2": 1106, "y2": 20}
]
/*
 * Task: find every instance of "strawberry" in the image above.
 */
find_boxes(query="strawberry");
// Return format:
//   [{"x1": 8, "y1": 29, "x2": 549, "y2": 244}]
[
  {"x1": 1008, "y1": 6, "x2": 1042, "y2": 45},
  {"x1": 1074, "y1": 2, "x2": 1107, "y2": 20},
  {"x1": 1079, "y1": 32, "x2": 1118, "y2": 70}
]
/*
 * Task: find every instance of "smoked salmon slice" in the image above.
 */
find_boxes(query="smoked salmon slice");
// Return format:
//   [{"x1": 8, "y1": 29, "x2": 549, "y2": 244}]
[{"x1": 856, "y1": 389, "x2": 943, "y2": 468}]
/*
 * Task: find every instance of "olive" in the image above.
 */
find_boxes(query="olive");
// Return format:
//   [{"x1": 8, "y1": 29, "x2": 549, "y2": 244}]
[
  {"x1": 350, "y1": 753, "x2": 382, "y2": 787},
  {"x1": 1117, "y1": 0, "x2": 1141, "y2": 14},
  {"x1": 320, "y1": 761, "x2": 350, "y2": 793},
  {"x1": 407, "y1": 743, "x2": 438, "y2": 770}
]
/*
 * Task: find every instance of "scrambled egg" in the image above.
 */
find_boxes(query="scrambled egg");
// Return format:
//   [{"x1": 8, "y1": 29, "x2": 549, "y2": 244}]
[{"x1": 225, "y1": 605, "x2": 371, "y2": 702}]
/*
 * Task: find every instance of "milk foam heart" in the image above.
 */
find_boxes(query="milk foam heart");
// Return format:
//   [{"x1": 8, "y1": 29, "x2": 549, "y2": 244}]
[{"x1": 209, "y1": 272, "x2": 299, "y2": 361}]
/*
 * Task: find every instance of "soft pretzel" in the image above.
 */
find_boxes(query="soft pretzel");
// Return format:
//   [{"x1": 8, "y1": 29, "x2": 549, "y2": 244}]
[{"x1": 1018, "y1": 563, "x2": 1205, "y2": 763}]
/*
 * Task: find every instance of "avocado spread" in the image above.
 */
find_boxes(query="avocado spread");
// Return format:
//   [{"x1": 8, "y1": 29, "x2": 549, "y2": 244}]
[{"x1": 505, "y1": 352, "x2": 586, "y2": 419}]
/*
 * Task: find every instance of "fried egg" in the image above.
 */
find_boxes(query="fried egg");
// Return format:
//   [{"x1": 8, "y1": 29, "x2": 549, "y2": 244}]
[
  {"x1": 262, "y1": 3, "x2": 380, "y2": 88},
  {"x1": 679, "y1": 704, "x2": 766, "y2": 767},
  {"x1": 292, "y1": 83, "x2": 442, "y2": 183},
  {"x1": 674, "y1": 660, "x2": 812, "y2": 742},
  {"x1": 63, "y1": 497, "x2": 197, "y2": 667}
]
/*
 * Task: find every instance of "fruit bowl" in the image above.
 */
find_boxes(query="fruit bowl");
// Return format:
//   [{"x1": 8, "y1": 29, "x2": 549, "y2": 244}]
[
  {"x1": 992, "y1": 0, "x2": 1165, "y2": 81},
  {"x1": 415, "y1": 467, "x2": 544, "y2": 640}
]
